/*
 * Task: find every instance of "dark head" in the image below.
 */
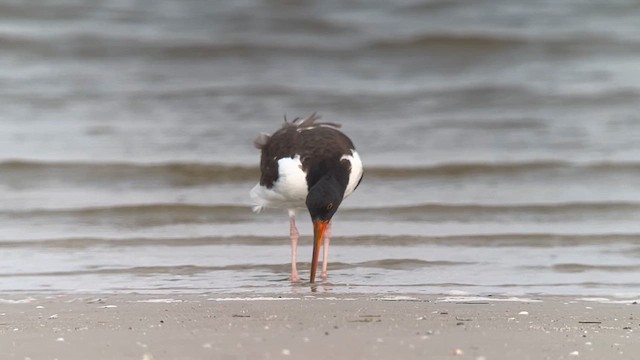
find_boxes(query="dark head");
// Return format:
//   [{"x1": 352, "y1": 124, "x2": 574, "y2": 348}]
[
  {"x1": 306, "y1": 175, "x2": 344, "y2": 221},
  {"x1": 306, "y1": 173, "x2": 346, "y2": 283}
]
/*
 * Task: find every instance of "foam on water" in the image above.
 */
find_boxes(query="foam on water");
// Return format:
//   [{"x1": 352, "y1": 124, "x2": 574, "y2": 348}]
[
  {"x1": 208, "y1": 297, "x2": 301, "y2": 302},
  {"x1": 0, "y1": 297, "x2": 37, "y2": 304},
  {"x1": 436, "y1": 297, "x2": 543, "y2": 303}
]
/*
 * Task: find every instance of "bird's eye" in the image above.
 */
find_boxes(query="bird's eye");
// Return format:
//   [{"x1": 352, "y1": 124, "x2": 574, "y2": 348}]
[{"x1": 326, "y1": 202, "x2": 333, "y2": 210}]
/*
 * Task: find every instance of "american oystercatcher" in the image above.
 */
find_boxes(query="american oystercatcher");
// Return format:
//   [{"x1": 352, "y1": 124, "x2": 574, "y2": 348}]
[{"x1": 250, "y1": 114, "x2": 363, "y2": 283}]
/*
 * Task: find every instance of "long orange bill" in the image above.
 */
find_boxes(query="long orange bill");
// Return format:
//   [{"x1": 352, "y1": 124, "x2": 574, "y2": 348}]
[{"x1": 310, "y1": 220, "x2": 328, "y2": 283}]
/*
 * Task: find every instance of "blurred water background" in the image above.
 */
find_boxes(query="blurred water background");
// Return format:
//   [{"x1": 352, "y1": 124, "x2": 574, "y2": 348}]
[{"x1": 1, "y1": 0, "x2": 640, "y2": 296}]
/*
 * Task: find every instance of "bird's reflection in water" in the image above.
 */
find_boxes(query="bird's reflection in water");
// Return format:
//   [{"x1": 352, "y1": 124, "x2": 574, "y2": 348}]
[{"x1": 309, "y1": 282, "x2": 334, "y2": 293}]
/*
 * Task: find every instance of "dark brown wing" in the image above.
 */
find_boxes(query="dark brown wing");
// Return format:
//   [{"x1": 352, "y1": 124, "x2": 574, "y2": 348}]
[
  {"x1": 298, "y1": 127, "x2": 355, "y2": 189},
  {"x1": 254, "y1": 114, "x2": 354, "y2": 189},
  {"x1": 256, "y1": 125, "x2": 299, "y2": 188}
]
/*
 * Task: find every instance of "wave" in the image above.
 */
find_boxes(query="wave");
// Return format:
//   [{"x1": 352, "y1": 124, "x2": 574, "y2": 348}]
[
  {"x1": 522, "y1": 263, "x2": 640, "y2": 273},
  {"x1": 367, "y1": 33, "x2": 640, "y2": 55},
  {"x1": 551, "y1": 263, "x2": 640, "y2": 273},
  {"x1": 5, "y1": 159, "x2": 640, "y2": 187},
  {"x1": 5, "y1": 200, "x2": 640, "y2": 220},
  {"x1": 350, "y1": 201, "x2": 640, "y2": 216},
  {"x1": 3, "y1": 233, "x2": 640, "y2": 249},
  {"x1": 0, "y1": 33, "x2": 353, "y2": 60},
  {"x1": 366, "y1": 161, "x2": 640, "y2": 178},
  {"x1": 371, "y1": 34, "x2": 529, "y2": 51},
  {"x1": 5, "y1": 201, "x2": 640, "y2": 227},
  {"x1": 6, "y1": 27, "x2": 640, "y2": 67},
  {"x1": 107, "y1": 80, "x2": 640, "y2": 105},
  {"x1": 0, "y1": 160, "x2": 257, "y2": 187},
  {"x1": 0, "y1": 259, "x2": 468, "y2": 278},
  {"x1": 5, "y1": 204, "x2": 250, "y2": 217},
  {"x1": 1, "y1": 204, "x2": 256, "y2": 227},
  {"x1": 427, "y1": 118, "x2": 546, "y2": 130},
  {"x1": 3, "y1": 75, "x2": 637, "y2": 112}
]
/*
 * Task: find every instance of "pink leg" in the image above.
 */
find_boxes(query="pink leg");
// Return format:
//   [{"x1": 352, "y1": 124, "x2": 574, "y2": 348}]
[
  {"x1": 289, "y1": 211, "x2": 300, "y2": 282},
  {"x1": 321, "y1": 221, "x2": 332, "y2": 280}
]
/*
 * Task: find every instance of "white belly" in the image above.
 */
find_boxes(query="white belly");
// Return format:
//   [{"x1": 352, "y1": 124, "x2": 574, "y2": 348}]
[{"x1": 250, "y1": 155, "x2": 308, "y2": 211}]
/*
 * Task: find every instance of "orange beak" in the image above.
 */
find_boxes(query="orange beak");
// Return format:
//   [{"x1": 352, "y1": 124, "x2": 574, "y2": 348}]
[{"x1": 310, "y1": 219, "x2": 328, "y2": 283}]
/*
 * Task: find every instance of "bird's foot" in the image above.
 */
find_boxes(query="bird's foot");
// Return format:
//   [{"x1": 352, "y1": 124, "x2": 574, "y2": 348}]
[
  {"x1": 321, "y1": 272, "x2": 328, "y2": 280},
  {"x1": 290, "y1": 273, "x2": 301, "y2": 283}
]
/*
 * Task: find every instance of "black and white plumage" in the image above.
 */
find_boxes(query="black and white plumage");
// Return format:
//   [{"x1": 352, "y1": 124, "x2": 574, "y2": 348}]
[{"x1": 250, "y1": 114, "x2": 363, "y2": 283}]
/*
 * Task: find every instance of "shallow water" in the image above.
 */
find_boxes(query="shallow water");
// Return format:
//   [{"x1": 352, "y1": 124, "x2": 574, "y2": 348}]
[{"x1": 1, "y1": 0, "x2": 640, "y2": 296}]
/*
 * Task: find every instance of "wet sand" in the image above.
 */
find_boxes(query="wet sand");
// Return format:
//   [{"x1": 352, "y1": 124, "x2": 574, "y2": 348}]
[{"x1": 1, "y1": 294, "x2": 638, "y2": 360}]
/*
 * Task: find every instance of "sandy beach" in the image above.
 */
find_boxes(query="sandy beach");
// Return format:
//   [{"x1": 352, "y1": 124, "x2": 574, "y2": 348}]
[
  {"x1": 3, "y1": 1, "x2": 640, "y2": 360},
  {"x1": 1, "y1": 293, "x2": 637, "y2": 360}
]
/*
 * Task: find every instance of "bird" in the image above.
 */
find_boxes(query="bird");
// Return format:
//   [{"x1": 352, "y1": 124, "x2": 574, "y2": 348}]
[{"x1": 250, "y1": 114, "x2": 363, "y2": 283}]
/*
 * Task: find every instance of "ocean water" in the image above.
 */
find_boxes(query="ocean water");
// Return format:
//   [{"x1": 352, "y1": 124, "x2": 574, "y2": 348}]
[{"x1": 1, "y1": 0, "x2": 640, "y2": 296}]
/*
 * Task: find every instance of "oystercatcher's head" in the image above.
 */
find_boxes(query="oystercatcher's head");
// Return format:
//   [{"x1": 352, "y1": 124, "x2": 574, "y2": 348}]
[
  {"x1": 306, "y1": 171, "x2": 346, "y2": 283},
  {"x1": 306, "y1": 178, "x2": 343, "y2": 221}
]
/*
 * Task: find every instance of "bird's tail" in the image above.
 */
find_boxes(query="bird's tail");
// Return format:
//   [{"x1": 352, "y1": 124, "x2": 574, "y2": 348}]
[
  {"x1": 250, "y1": 183, "x2": 267, "y2": 213},
  {"x1": 253, "y1": 132, "x2": 270, "y2": 150},
  {"x1": 251, "y1": 205, "x2": 264, "y2": 213}
]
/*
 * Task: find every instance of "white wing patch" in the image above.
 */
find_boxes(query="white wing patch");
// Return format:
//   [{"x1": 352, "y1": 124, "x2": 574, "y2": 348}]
[
  {"x1": 341, "y1": 150, "x2": 363, "y2": 198},
  {"x1": 250, "y1": 155, "x2": 308, "y2": 211}
]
